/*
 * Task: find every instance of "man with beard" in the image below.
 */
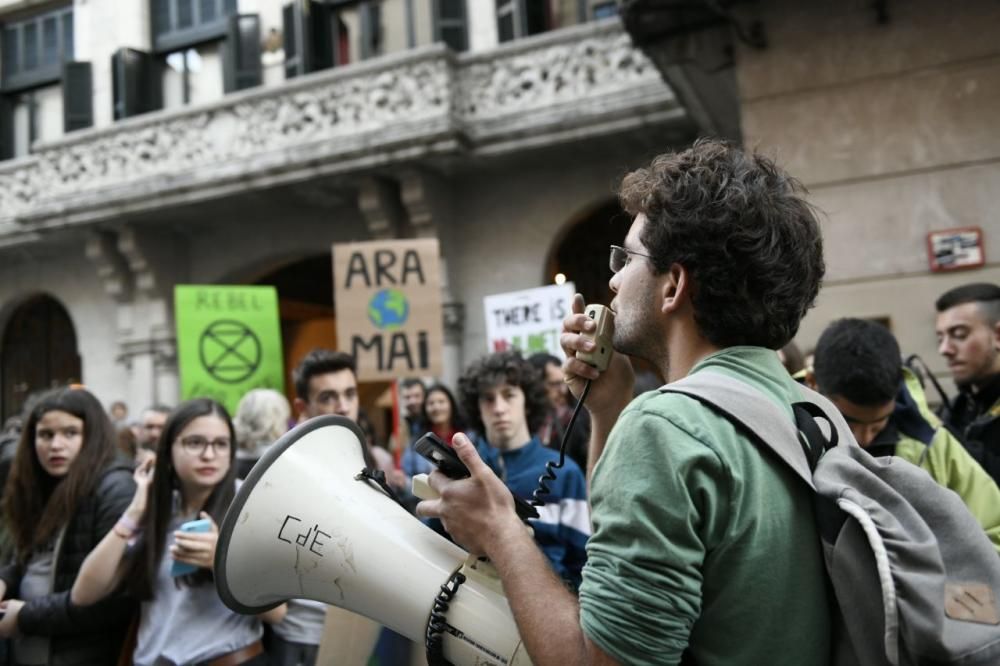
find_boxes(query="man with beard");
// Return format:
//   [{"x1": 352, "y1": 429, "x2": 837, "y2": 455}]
[
  {"x1": 417, "y1": 140, "x2": 830, "y2": 665},
  {"x1": 935, "y1": 283, "x2": 1000, "y2": 483}
]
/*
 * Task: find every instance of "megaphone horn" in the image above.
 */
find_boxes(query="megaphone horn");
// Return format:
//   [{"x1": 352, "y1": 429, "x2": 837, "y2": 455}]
[{"x1": 215, "y1": 415, "x2": 532, "y2": 666}]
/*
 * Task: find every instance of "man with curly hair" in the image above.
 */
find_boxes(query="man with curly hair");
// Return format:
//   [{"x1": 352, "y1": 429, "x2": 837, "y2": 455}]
[
  {"x1": 457, "y1": 350, "x2": 590, "y2": 590},
  {"x1": 418, "y1": 139, "x2": 830, "y2": 665}
]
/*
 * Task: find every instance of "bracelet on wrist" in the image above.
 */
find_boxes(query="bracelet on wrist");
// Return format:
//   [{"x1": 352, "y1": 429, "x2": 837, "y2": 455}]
[{"x1": 118, "y1": 513, "x2": 141, "y2": 533}]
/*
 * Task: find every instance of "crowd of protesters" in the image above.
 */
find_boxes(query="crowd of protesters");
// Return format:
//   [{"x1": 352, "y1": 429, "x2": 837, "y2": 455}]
[
  {"x1": 0, "y1": 277, "x2": 994, "y2": 664},
  {"x1": 0, "y1": 149, "x2": 997, "y2": 665}
]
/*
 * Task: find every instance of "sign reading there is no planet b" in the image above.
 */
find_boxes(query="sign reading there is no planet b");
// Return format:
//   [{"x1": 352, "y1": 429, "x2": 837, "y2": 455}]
[
  {"x1": 174, "y1": 285, "x2": 285, "y2": 415},
  {"x1": 333, "y1": 239, "x2": 443, "y2": 382}
]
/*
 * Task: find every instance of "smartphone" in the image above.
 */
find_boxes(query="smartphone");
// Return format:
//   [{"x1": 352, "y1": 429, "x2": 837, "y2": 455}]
[
  {"x1": 414, "y1": 433, "x2": 539, "y2": 521},
  {"x1": 170, "y1": 518, "x2": 212, "y2": 577},
  {"x1": 414, "y1": 432, "x2": 469, "y2": 479}
]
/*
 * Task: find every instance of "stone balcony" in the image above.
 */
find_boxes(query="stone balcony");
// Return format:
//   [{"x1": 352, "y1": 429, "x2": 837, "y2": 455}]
[{"x1": 0, "y1": 18, "x2": 684, "y2": 241}]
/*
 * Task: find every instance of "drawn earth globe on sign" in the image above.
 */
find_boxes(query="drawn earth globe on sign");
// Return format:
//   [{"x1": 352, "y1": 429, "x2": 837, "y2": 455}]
[{"x1": 368, "y1": 288, "x2": 410, "y2": 330}]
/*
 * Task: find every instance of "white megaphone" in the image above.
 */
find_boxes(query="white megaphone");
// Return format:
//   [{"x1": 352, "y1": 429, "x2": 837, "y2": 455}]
[{"x1": 215, "y1": 415, "x2": 533, "y2": 666}]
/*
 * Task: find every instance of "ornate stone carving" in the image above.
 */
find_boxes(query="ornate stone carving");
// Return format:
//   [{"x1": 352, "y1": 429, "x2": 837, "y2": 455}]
[
  {"x1": 456, "y1": 28, "x2": 661, "y2": 121},
  {"x1": 0, "y1": 20, "x2": 674, "y2": 230}
]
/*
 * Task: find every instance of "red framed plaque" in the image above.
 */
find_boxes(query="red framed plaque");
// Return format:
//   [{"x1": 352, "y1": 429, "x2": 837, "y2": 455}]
[{"x1": 927, "y1": 227, "x2": 985, "y2": 272}]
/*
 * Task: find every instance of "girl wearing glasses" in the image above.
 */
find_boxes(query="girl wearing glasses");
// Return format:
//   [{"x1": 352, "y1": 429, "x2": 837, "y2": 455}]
[
  {"x1": 0, "y1": 386, "x2": 137, "y2": 665},
  {"x1": 71, "y1": 398, "x2": 285, "y2": 665}
]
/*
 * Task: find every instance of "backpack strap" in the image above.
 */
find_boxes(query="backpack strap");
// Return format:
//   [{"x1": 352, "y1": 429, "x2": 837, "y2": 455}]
[{"x1": 662, "y1": 371, "x2": 818, "y2": 489}]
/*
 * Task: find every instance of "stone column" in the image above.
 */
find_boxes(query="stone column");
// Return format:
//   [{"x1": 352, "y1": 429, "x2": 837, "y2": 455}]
[{"x1": 85, "y1": 225, "x2": 186, "y2": 414}]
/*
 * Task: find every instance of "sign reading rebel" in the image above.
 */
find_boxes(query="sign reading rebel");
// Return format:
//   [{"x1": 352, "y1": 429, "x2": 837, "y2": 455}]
[
  {"x1": 333, "y1": 239, "x2": 443, "y2": 381},
  {"x1": 174, "y1": 285, "x2": 285, "y2": 415}
]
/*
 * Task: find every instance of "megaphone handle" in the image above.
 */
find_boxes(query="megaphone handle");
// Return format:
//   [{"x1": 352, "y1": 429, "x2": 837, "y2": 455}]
[{"x1": 412, "y1": 474, "x2": 439, "y2": 501}]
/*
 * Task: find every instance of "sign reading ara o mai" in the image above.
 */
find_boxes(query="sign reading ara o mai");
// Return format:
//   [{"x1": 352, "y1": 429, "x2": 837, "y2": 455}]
[
  {"x1": 333, "y1": 239, "x2": 443, "y2": 381},
  {"x1": 174, "y1": 285, "x2": 285, "y2": 415}
]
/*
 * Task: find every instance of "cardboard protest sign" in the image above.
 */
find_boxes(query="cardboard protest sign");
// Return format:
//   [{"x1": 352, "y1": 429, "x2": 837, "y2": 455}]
[
  {"x1": 333, "y1": 239, "x2": 443, "y2": 381},
  {"x1": 484, "y1": 283, "x2": 575, "y2": 359},
  {"x1": 174, "y1": 285, "x2": 285, "y2": 415}
]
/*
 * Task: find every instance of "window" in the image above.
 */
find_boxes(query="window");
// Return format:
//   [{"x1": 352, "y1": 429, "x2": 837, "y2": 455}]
[
  {"x1": 359, "y1": 1, "x2": 382, "y2": 60},
  {"x1": 161, "y1": 43, "x2": 224, "y2": 108},
  {"x1": 433, "y1": 0, "x2": 467, "y2": 52},
  {"x1": 591, "y1": 2, "x2": 618, "y2": 20},
  {"x1": 151, "y1": 0, "x2": 238, "y2": 53},
  {"x1": 5, "y1": 84, "x2": 62, "y2": 158},
  {"x1": 283, "y1": 0, "x2": 347, "y2": 80},
  {"x1": 1, "y1": 5, "x2": 74, "y2": 91},
  {"x1": 496, "y1": 0, "x2": 551, "y2": 43}
]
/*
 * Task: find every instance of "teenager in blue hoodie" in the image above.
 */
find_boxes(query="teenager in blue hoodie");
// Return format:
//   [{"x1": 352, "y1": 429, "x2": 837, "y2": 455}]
[{"x1": 457, "y1": 350, "x2": 590, "y2": 590}]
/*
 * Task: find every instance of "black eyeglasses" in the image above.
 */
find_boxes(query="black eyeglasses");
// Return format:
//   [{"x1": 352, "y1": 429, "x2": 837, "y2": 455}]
[
  {"x1": 609, "y1": 245, "x2": 655, "y2": 273},
  {"x1": 176, "y1": 435, "x2": 231, "y2": 456}
]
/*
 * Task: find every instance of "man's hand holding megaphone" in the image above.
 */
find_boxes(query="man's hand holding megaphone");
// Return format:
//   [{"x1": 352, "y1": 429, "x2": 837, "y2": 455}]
[{"x1": 416, "y1": 433, "x2": 526, "y2": 557}]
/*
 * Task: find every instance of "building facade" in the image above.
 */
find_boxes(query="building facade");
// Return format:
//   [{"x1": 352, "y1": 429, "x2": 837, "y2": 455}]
[
  {"x1": 0, "y1": 0, "x2": 696, "y2": 419},
  {"x1": 626, "y1": 0, "x2": 1000, "y2": 396}
]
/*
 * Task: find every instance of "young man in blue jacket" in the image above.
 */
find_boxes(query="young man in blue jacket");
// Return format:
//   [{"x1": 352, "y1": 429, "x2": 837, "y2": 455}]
[{"x1": 458, "y1": 350, "x2": 590, "y2": 589}]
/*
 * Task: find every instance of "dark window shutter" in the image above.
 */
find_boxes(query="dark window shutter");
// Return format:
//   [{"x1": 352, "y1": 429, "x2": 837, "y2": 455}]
[
  {"x1": 223, "y1": 13, "x2": 262, "y2": 92},
  {"x1": 359, "y1": 1, "x2": 381, "y2": 60},
  {"x1": 309, "y1": 1, "x2": 334, "y2": 71},
  {"x1": 433, "y1": 0, "x2": 468, "y2": 52},
  {"x1": 0, "y1": 96, "x2": 14, "y2": 160},
  {"x1": 282, "y1": 1, "x2": 302, "y2": 79},
  {"x1": 112, "y1": 48, "x2": 161, "y2": 120},
  {"x1": 62, "y1": 61, "x2": 92, "y2": 132}
]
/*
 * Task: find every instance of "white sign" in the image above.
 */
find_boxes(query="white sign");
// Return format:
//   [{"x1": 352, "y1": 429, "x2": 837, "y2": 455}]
[{"x1": 484, "y1": 284, "x2": 575, "y2": 359}]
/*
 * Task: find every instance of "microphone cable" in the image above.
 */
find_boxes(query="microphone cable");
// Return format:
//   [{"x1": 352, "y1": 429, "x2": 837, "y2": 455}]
[{"x1": 531, "y1": 378, "x2": 592, "y2": 506}]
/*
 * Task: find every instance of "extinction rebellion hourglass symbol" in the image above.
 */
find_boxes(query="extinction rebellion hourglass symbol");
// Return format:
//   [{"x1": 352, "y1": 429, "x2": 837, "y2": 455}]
[{"x1": 198, "y1": 319, "x2": 263, "y2": 384}]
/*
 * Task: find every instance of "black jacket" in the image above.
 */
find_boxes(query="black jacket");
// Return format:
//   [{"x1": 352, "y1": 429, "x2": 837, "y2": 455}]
[
  {"x1": 0, "y1": 457, "x2": 137, "y2": 666},
  {"x1": 942, "y1": 374, "x2": 1000, "y2": 485}
]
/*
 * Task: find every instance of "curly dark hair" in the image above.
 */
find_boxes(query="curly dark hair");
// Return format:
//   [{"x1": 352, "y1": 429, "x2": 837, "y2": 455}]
[
  {"x1": 618, "y1": 139, "x2": 825, "y2": 349},
  {"x1": 814, "y1": 318, "x2": 902, "y2": 406},
  {"x1": 458, "y1": 351, "x2": 549, "y2": 437}
]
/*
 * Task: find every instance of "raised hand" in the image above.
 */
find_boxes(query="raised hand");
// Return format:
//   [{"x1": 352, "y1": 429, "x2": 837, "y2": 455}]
[
  {"x1": 171, "y1": 512, "x2": 220, "y2": 572},
  {"x1": 560, "y1": 293, "x2": 634, "y2": 419},
  {"x1": 416, "y1": 433, "x2": 522, "y2": 557}
]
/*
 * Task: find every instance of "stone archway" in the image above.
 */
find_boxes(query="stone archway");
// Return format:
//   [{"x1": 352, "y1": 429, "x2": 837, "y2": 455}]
[
  {"x1": 253, "y1": 255, "x2": 393, "y2": 444},
  {"x1": 1, "y1": 294, "x2": 82, "y2": 420},
  {"x1": 545, "y1": 199, "x2": 630, "y2": 306}
]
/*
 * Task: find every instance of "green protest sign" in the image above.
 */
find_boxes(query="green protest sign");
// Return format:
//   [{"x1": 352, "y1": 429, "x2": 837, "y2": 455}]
[{"x1": 175, "y1": 285, "x2": 284, "y2": 415}]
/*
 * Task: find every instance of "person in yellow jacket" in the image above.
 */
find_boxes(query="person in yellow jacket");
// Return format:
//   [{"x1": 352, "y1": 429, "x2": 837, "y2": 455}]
[{"x1": 807, "y1": 317, "x2": 1000, "y2": 553}]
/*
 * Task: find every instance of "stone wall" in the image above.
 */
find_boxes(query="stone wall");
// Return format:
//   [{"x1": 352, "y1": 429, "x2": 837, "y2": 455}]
[{"x1": 737, "y1": 0, "x2": 1000, "y2": 386}]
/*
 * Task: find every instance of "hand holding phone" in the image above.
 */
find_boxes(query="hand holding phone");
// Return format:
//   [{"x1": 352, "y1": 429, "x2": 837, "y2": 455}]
[
  {"x1": 414, "y1": 433, "x2": 539, "y2": 521},
  {"x1": 170, "y1": 517, "x2": 213, "y2": 577}
]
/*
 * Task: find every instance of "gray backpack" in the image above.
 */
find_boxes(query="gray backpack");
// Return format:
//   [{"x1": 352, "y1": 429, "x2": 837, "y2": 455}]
[{"x1": 663, "y1": 371, "x2": 1000, "y2": 666}]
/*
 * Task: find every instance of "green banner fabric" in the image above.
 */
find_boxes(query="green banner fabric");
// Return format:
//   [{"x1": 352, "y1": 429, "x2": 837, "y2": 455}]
[{"x1": 174, "y1": 285, "x2": 285, "y2": 416}]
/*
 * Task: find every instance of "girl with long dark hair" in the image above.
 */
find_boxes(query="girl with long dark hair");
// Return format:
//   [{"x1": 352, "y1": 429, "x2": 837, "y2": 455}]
[
  {"x1": 71, "y1": 398, "x2": 285, "y2": 665},
  {"x1": 0, "y1": 386, "x2": 136, "y2": 665}
]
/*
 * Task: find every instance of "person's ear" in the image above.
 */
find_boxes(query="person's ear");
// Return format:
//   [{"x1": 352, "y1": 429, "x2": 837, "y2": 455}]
[
  {"x1": 293, "y1": 398, "x2": 307, "y2": 418},
  {"x1": 661, "y1": 263, "x2": 690, "y2": 315}
]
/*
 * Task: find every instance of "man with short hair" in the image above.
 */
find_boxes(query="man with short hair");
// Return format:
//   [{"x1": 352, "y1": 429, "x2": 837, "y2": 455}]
[
  {"x1": 293, "y1": 349, "x2": 360, "y2": 422},
  {"x1": 271, "y1": 349, "x2": 365, "y2": 666},
  {"x1": 137, "y1": 405, "x2": 171, "y2": 452},
  {"x1": 935, "y1": 283, "x2": 1000, "y2": 482},
  {"x1": 529, "y1": 352, "x2": 589, "y2": 470},
  {"x1": 459, "y1": 350, "x2": 589, "y2": 589},
  {"x1": 809, "y1": 318, "x2": 1000, "y2": 551},
  {"x1": 400, "y1": 378, "x2": 426, "y2": 438},
  {"x1": 418, "y1": 140, "x2": 831, "y2": 665}
]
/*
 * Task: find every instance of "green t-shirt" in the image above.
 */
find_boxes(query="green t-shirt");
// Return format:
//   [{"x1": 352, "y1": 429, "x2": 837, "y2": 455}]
[{"x1": 579, "y1": 347, "x2": 831, "y2": 665}]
